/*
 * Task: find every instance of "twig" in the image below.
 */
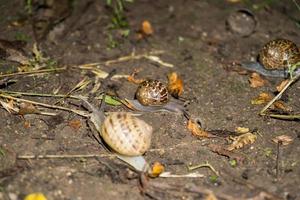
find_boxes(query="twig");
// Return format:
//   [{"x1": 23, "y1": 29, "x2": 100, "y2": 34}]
[
  {"x1": 0, "y1": 67, "x2": 66, "y2": 78},
  {"x1": 17, "y1": 154, "x2": 115, "y2": 159},
  {"x1": 187, "y1": 161, "x2": 219, "y2": 176},
  {"x1": 159, "y1": 172, "x2": 204, "y2": 178},
  {"x1": 266, "y1": 114, "x2": 300, "y2": 120},
  {"x1": 76, "y1": 50, "x2": 173, "y2": 68},
  {"x1": 0, "y1": 90, "x2": 80, "y2": 99},
  {"x1": 260, "y1": 72, "x2": 300, "y2": 115},
  {"x1": 0, "y1": 94, "x2": 89, "y2": 117},
  {"x1": 275, "y1": 141, "x2": 282, "y2": 179}
]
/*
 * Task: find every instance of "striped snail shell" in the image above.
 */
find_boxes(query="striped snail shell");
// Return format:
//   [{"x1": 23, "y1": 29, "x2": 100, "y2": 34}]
[
  {"x1": 101, "y1": 112, "x2": 152, "y2": 156},
  {"x1": 259, "y1": 38, "x2": 300, "y2": 69},
  {"x1": 136, "y1": 79, "x2": 169, "y2": 106},
  {"x1": 125, "y1": 79, "x2": 185, "y2": 113},
  {"x1": 241, "y1": 39, "x2": 300, "y2": 77}
]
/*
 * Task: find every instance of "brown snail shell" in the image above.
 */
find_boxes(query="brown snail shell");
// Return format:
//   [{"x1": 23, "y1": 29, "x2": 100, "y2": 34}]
[
  {"x1": 241, "y1": 39, "x2": 300, "y2": 77},
  {"x1": 136, "y1": 79, "x2": 169, "y2": 106},
  {"x1": 126, "y1": 79, "x2": 186, "y2": 113},
  {"x1": 259, "y1": 38, "x2": 300, "y2": 69},
  {"x1": 101, "y1": 112, "x2": 152, "y2": 156}
]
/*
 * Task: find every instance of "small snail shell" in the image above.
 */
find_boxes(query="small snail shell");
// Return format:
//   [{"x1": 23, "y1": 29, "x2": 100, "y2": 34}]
[
  {"x1": 127, "y1": 79, "x2": 185, "y2": 113},
  {"x1": 241, "y1": 39, "x2": 300, "y2": 77},
  {"x1": 259, "y1": 39, "x2": 300, "y2": 69},
  {"x1": 136, "y1": 79, "x2": 169, "y2": 106},
  {"x1": 101, "y1": 112, "x2": 152, "y2": 156}
]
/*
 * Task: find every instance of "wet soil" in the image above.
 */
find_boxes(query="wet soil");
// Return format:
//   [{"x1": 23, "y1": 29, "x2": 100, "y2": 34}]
[{"x1": 0, "y1": 0, "x2": 299, "y2": 200}]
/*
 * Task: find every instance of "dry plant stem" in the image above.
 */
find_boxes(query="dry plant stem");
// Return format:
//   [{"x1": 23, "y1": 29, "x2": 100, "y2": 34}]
[
  {"x1": 77, "y1": 50, "x2": 171, "y2": 67},
  {"x1": 260, "y1": 72, "x2": 300, "y2": 115},
  {"x1": 276, "y1": 141, "x2": 282, "y2": 179},
  {"x1": 188, "y1": 161, "x2": 219, "y2": 176},
  {"x1": 0, "y1": 90, "x2": 80, "y2": 99},
  {"x1": 0, "y1": 67, "x2": 66, "y2": 78},
  {"x1": 17, "y1": 154, "x2": 115, "y2": 159},
  {"x1": 267, "y1": 114, "x2": 300, "y2": 120},
  {"x1": 0, "y1": 94, "x2": 88, "y2": 117}
]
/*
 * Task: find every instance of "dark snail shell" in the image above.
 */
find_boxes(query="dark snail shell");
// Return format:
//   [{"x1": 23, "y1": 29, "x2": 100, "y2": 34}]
[
  {"x1": 135, "y1": 79, "x2": 169, "y2": 106},
  {"x1": 259, "y1": 39, "x2": 300, "y2": 69}
]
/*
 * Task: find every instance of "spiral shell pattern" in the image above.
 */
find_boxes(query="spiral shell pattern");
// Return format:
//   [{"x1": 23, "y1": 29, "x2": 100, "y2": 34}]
[
  {"x1": 136, "y1": 79, "x2": 169, "y2": 106},
  {"x1": 259, "y1": 39, "x2": 300, "y2": 69},
  {"x1": 101, "y1": 112, "x2": 152, "y2": 156}
]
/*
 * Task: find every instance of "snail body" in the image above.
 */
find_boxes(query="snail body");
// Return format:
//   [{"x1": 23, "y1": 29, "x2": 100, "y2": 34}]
[
  {"x1": 241, "y1": 39, "x2": 300, "y2": 77},
  {"x1": 101, "y1": 112, "x2": 152, "y2": 156},
  {"x1": 128, "y1": 79, "x2": 185, "y2": 113}
]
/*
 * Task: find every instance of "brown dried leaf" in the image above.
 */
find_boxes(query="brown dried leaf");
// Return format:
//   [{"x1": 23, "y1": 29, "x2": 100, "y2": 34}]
[
  {"x1": 187, "y1": 119, "x2": 209, "y2": 137},
  {"x1": 272, "y1": 135, "x2": 293, "y2": 145},
  {"x1": 68, "y1": 119, "x2": 82, "y2": 130},
  {"x1": 227, "y1": 132, "x2": 257, "y2": 151},
  {"x1": 18, "y1": 102, "x2": 40, "y2": 115},
  {"x1": 205, "y1": 192, "x2": 217, "y2": 200},
  {"x1": 141, "y1": 20, "x2": 153, "y2": 35},
  {"x1": 226, "y1": 0, "x2": 241, "y2": 2},
  {"x1": 149, "y1": 162, "x2": 165, "y2": 177},
  {"x1": 127, "y1": 69, "x2": 145, "y2": 84},
  {"x1": 24, "y1": 121, "x2": 31, "y2": 129},
  {"x1": 251, "y1": 92, "x2": 272, "y2": 105},
  {"x1": 273, "y1": 101, "x2": 292, "y2": 112},
  {"x1": 167, "y1": 72, "x2": 184, "y2": 98},
  {"x1": 276, "y1": 79, "x2": 289, "y2": 92},
  {"x1": 235, "y1": 127, "x2": 250, "y2": 134},
  {"x1": 249, "y1": 73, "x2": 266, "y2": 88},
  {"x1": 0, "y1": 99, "x2": 18, "y2": 113}
]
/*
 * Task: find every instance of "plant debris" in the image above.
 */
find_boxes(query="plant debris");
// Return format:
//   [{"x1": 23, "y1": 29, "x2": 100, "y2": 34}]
[
  {"x1": 187, "y1": 119, "x2": 210, "y2": 137},
  {"x1": 167, "y1": 72, "x2": 184, "y2": 98},
  {"x1": 272, "y1": 135, "x2": 294, "y2": 146},
  {"x1": 227, "y1": 132, "x2": 257, "y2": 151},
  {"x1": 249, "y1": 72, "x2": 267, "y2": 88},
  {"x1": 149, "y1": 161, "x2": 165, "y2": 177}
]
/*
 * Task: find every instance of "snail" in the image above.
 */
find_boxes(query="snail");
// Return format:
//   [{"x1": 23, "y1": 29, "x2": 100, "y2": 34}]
[
  {"x1": 241, "y1": 39, "x2": 300, "y2": 78},
  {"x1": 80, "y1": 96, "x2": 152, "y2": 172},
  {"x1": 126, "y1": 79, "x2": 186, "y2": 113},
  {"x1": 101, "y1": 112, "x2": 152, "y2": 156}
]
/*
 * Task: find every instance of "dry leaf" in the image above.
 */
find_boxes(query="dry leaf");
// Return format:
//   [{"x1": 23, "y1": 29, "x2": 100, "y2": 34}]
[
  {"x1": 167, "y1": 72, "x2": 184, "y2": 98},
  {"x1": 226, "y1": 0, "x2": 241, "y2": 2},
  {"x1": 249, "y1": 72, "x2": 266, "y2": 88},
  {"x1": 276, "y1": 79, "x2": 289, "y2": 92},
  {"x1": 149, "y1": 162, "x2": 165, "y2": 177},
  {"x1": 24, "y1": 121, "x2": 31, "y2": 128},
  {"x1": 205, "y1": 192, "x2": 218, "y2": 200},
  {"x1": 272, "y1": 135, "x2": 293, "y2": 145},
  {"x1": 68, "y1": 119, "x2": 82, "y2": 130},
  {"x1": 227, "y1": 132, "x2": 257, "y2": 151},
  {"x1": 141, "y1": 20, "x2": 153, "y2": 35},
  {"x1": 24, "y1": 193, "x2": 47, "y2": 200},
  {"x1": 0, "y1": 99, "x2": 18, "y2": 113},
  {"x1": 127, "y1": 69, "x2": 145, "y2": 84},
  {"x1": 251, "y1": 92, "x2": 272, "y2": 105},
  {"x1": 235, "y1": 127, "x2": 250, "y2": 134},
  {"x1": 273, "y1": 101, "x2": 292, "y2": 112},
  {"x1": 187, "y1": 119, "x2": 209, "y2": 137},
  {"x1": 18, "y1": 102, "x2": 40, "y2": 115}
]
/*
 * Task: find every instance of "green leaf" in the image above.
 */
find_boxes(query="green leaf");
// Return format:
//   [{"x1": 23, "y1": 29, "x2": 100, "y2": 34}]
[{"x1": 104, "y1": 95, "x2": 122, "y2": 106}]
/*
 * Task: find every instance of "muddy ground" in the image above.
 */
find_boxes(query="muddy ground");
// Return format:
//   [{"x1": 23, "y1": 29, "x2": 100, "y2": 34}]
[{"x1": 0, "y1": 0, "x2": 299, "y2": 200}]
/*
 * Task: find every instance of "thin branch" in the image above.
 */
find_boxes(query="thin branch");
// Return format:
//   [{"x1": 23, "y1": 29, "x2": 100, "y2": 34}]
[
  {"x1": 0, "y1": 67, "x2": 66, "y2": 78},
  {"x1": 17, "y1": 154, "x2": 115, "y2": 159},
  {"x1": 0, "y1": 90, "x2": 80, "y2": 99},
  {"x1": 187, "y1": 161, "x2": 219, "y2": 176},
  {"x1": 0, "y1": 94, "x2": 89, "y2": 117},
  {"x1": 260, "y1": 72, "x2": 300, "y2": 115}
]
